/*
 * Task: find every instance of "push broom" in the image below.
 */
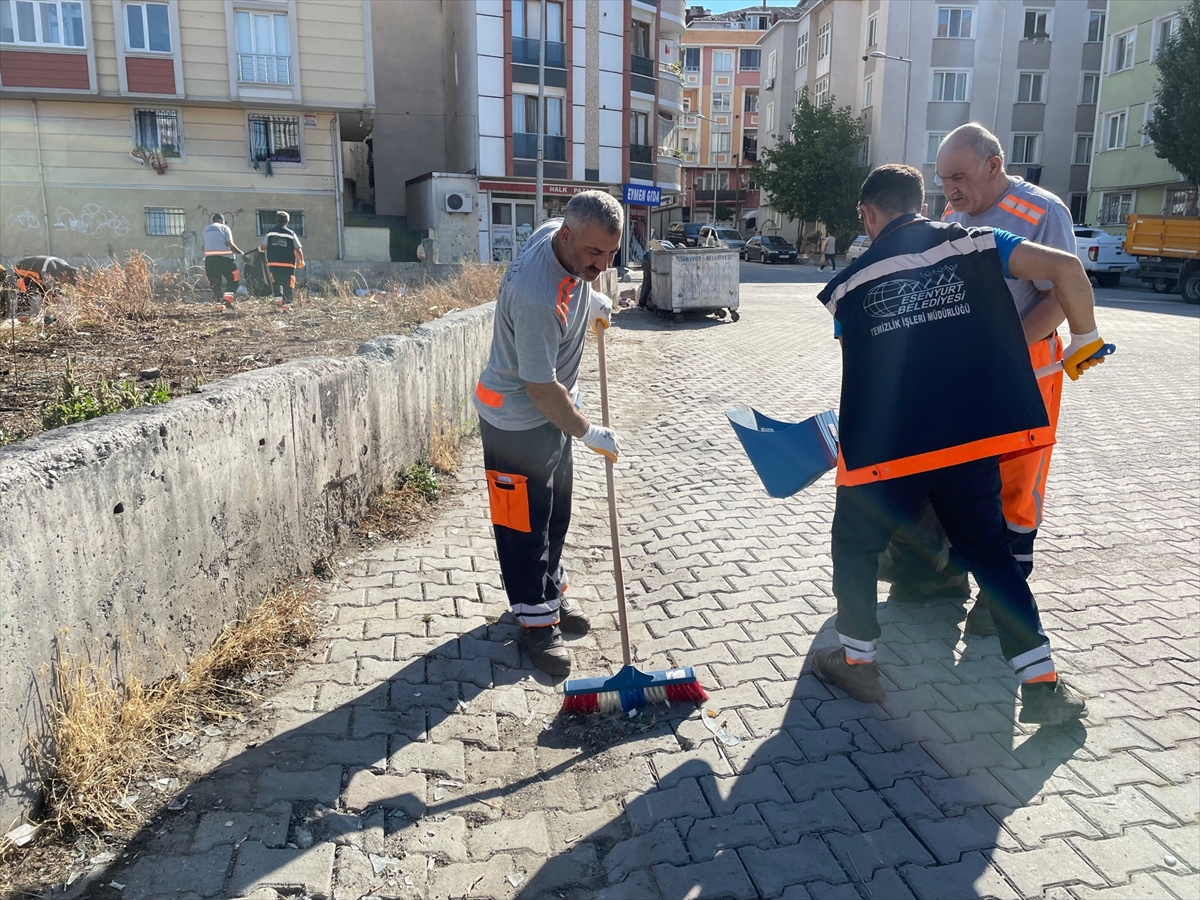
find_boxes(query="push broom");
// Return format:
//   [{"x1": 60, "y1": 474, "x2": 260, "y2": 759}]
[{"x1": 561, "y1": 322, "x2": 708, "y2": 714}]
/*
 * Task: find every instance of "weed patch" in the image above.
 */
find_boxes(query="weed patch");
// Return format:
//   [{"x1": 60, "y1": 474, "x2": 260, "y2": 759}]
[
  {"x1": 40, "y1": 358, "x2": 170, "y2": 430},
  {"x1": 31, "y1": 585, "x2": 319, "y2": 840}
]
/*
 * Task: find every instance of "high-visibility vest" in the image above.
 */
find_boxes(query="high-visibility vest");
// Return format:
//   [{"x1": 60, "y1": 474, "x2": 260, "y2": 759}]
[{"x1": 819, "y1": 215, "x2": 1052, "y2": 486}]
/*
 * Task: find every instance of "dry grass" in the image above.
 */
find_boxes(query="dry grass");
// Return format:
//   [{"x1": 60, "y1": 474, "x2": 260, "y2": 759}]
[
  {"x1": 49, "y1": 253, "x2": 157, "y2": 332},
  {"x1": 33, "y1": 586, "x2": 319, "y2": 839}
]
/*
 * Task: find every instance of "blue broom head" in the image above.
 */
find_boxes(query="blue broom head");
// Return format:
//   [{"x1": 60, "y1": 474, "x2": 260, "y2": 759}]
[
  {"x1": 727, "y1": 407, "x2": 839, "y2": 498},
  {"x1": 563, "y1": 664, "x2": 698, "y2": 698}
]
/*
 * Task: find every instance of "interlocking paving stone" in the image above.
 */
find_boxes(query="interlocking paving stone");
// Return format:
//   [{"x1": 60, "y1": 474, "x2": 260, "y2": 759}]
[
  {"x1": 603, "y1": 820, "x2": 689, "y2": 885},
  {"x1": 775, "y1": 756, "x2": 870, "y2": 803},
  {"x1": 901, "y1": 851, "x2": 1021, "y2": 900},
  {"x1": 685, "y1": 804, "x2": 775, "y2": 860},
  {"x1": 990, "y1": 840, "x2": 1108, "y2": 895},
  {"x1": 653, "y1": 849, "x2": 759, "y2": 900},
  {"x1": 626, "y1": 777, "x2": 712, "y2": 834},
  {"x1": 758, "y1": 792, "x2": 860, "y2": 843},
  {"x1": 192, "y1": 802, "x2": 291, "y2": 852},
  {"x1": 739, "y1": 837, "x2": 850, "y2": 896},
  {"x1": 228, "y1": 842, "x2": 335, "y2": 898},
  {"x1": 826, "y1": 818, "x2": 935, "y2": 878}
]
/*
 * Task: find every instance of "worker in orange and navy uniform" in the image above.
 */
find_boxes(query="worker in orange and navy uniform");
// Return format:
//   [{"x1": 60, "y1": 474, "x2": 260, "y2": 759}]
[
  {"x1": 260, "y1": 210, "x2": 304, "y2": 310},
  {"x1": 883, "y1": 123, "x2": 1084, "y2": 635},
  {"x1": 473, "y1": 191, "x2": 622, "y2": 678},
  {"x1": 202, "y1": 213, "x2": 245, "y2": 304},
  {"x1": 813, "y1": 164, "x2": 1108, "y2": 725}
]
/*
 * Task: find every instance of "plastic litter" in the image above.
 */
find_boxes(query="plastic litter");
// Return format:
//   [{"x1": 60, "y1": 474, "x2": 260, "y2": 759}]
[
  {"x1": 3, "y1": 823, "x2": 39, "y2": 847},
  {"x1": 701, "y1": 709, "x2": 742, "y2": 746}
]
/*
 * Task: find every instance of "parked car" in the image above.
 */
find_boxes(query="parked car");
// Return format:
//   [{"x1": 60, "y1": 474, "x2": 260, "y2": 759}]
[
  {"x1": 845, "y1": 234, "x2": 872, "y2": 262},
  {"x1": 744, "y1": 235, "x2": 798, "y2": 264},
  {"x1": 666, "y1": 221, "x2": 704, "y2": 247},
  {"x1": 698, "y1": 225, "x2": 749, "y2": 255},
  {"x1": 1074, "y1": 226, "x2": 1137, "y2": 288}
]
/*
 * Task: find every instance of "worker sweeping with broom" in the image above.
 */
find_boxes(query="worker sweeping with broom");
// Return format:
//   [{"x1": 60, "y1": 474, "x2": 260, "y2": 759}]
[
  {"x1": 813, "y1": 164, "x2": 1110, "y2": 725},
  {"x1": 473, "y1": 191, "x2": 624, "y2": 677}
]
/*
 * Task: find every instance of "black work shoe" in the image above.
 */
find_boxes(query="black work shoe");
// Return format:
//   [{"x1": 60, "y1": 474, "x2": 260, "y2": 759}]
[
  {"x1": 1019, "y1": 679, "x2": 1088, "y2": 725},
  {"x1": 557, "y1": 597, "x2": 591, "y2": 635},
  {"x1": 812, "y1": 646, "x2": 885, "y2": 703},
  {"x1": 519, "y1": 624, "x2": 572, "y2": 677},
  {"x1": 964, "y1": 601, "x2": 998, "y2": 636}
]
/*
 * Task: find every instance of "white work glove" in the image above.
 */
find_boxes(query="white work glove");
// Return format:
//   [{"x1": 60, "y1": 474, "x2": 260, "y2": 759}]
[
  {"x1": 589, "y1": 292, "x2": 612, "y2": 334},
  {"x1": 1063, "y1": 329, "x2": 1106, "y2": 381},
  {"x1": 581, "y1": 424, "x2": 620, "y2": 462}
]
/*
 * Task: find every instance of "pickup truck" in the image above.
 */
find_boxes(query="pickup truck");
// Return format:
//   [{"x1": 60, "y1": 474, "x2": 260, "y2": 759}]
[
  {"x1": 1123, "y1": 215, "x2": 1200, "y2": 303},
  {"x1": 1073, "y1": 227, "x2": 1136, "y2": 287}
]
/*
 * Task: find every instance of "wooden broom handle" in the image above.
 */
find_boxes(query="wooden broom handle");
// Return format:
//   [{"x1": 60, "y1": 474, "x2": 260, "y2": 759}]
[{"x1": 596, "y1": 326, "x2": 632, "y2": 668}]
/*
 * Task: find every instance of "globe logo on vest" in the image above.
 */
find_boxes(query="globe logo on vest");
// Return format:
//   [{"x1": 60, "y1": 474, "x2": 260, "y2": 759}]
[{"x1": 864, "y1": 264, "x2": 966, "y2": 318}]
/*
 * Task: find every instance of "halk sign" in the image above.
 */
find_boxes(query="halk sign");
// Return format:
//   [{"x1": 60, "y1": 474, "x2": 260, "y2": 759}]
[{"x1": 623, "y1": 184, "x2": 663, "y2": 207}]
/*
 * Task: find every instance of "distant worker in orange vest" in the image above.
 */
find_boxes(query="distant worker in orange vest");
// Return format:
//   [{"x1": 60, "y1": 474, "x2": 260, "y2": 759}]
[
  {"x1": 260, "y1": 211, "x2": 305, "y2": 311},
  {"x1": 202, "y1": 214, "x2": 245, "y2": 305}
]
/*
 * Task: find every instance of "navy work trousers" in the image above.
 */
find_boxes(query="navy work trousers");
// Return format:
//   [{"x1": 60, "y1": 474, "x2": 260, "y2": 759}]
[
  {"x1": 831, "y1": 456, "x2": 1049, "y2": 663},
  {"x1": 480, "y1": 418, "x2": 573, "y2": 627}
]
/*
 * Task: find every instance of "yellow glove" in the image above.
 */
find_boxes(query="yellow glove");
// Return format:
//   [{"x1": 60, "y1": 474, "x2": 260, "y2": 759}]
[{"x1": 1063, "y1": 330, "x2": 1106, "y2": 381}]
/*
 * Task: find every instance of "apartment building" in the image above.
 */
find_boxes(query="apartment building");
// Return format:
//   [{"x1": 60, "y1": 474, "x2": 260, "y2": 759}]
[
  {"x1": 1086, "y1": 0, "x2": 1194, "y2": 232},
  {"x1": 678, "y1": 4, "x2": 806, "y2": 230},
  {"x1": 755, "y1": 0, "x2": 860, "y2": 241},
  {"x1": 754, "y1": 0, "x2": 1107, "y2": 239},
  {"x1": 369, "y1": 0, "x2": 687, "y2": 264},
  {"x1": 0, "y1": 0, "x2": 374, "y2": 263}
]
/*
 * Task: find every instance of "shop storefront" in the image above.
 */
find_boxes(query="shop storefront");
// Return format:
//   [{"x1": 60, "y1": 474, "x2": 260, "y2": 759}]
[{"x1": 478, "y1": 180, "x2": 618, "y2": 262}]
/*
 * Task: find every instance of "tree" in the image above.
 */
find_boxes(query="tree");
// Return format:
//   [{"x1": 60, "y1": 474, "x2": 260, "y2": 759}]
[
  {"x1": 1144, "y1": 0, "x2": 1200, "y2": 188},
  {"x1": 751, "y1": 87, "x2": 865, "y2": 241}
]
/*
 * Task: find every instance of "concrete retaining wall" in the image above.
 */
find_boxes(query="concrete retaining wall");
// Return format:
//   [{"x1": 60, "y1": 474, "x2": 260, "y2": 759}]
[{"x1": 0, "y1": 303, "x2": 496, "y2": 828}]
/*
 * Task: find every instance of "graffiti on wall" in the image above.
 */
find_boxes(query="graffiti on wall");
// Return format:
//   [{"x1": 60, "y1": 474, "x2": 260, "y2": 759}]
[
  {"x1": 5, "y1": 207, "x2": 41, "y2": 231},
  {"x1": 53, "y1": 204, "x2": 130, "y2": 237}
]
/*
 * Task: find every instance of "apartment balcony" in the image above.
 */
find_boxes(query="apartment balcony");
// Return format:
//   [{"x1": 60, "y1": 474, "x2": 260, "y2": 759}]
[
  {"x1": 512, "y1": 37, "x2": 567, "y2": 69},
  {"x1": 513, "y1": 133, "x2": 567, "y2": 162},
  {"x1": 657, "y1": 153, "x2": 683, "y2": 192},
  {"x1": 658, "y1": 65, "x2": 683, "y2": 115},
  {"x1": 659, "y1": 0, "x2": 687, "y2": 35},
  {"x1": 238, "y1": 53, "x2": 291, "y2": 84},
  {"x1": 630, "y1": 142, "x2": 655, "y2": 182},
  {"x1": 631, "y1": 53, "x2": 656, "y2": 97}
]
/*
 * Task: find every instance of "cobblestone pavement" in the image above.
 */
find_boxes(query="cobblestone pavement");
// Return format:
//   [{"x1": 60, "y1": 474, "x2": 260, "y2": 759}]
[{"x1": 98, "y1": 269, "x2": 1197, "y2": 899}]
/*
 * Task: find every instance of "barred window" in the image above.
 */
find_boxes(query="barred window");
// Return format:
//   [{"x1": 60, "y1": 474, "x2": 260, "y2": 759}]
[
  {"x1": 145, "y1": 206, "x2": 185, "y2": 235},
  {"x1": 134, "y1": 108, "x2": 181, "y2": 157},
  {"x1": 256, "y1": 209, "x2": 305, "y2": 237},
  {"x1": 248, "y1": 114, "x2": 301, "y2": 164}
]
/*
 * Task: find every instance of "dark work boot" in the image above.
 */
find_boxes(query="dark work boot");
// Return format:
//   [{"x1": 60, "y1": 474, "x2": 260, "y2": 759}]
[
  {"x1": 811, "y1": 647, "x2": 885, "y2": 703},
  {"x1": 557, "y1": 597, "x2": 591, "y2": 635},
  {"x1": 1019, "y1": 679, "x2": 1088, "y2": 725},
  {"x1": 519, "y1": 624, "x2": 572, "y2": 677}
]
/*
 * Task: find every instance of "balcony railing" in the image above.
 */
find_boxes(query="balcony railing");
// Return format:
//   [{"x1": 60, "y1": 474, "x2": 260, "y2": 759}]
[
  {"x1": 630, "y1": 143, "x2": 654, "y2": 164},
  {"x1": 512, "y1": 37, "x2": 567, "y2": 69},
  {"x1": 238, "y1": 53, "x2": 291, "y2": 85},
  {"x1": 513, "y1": 132, "x2": 567, "y2": 161},
  {"x1": 631, "y1": 54, "x2": 655, "y2": 78}
]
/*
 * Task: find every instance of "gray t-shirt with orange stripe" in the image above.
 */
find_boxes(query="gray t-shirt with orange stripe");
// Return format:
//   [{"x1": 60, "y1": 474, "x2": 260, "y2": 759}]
[
  {"x1": 944, "y1": 176, "x2": 1075, "y2": 321},
  {"x1": 474, "y1": 219, "x2": 591, "y2": 431}
]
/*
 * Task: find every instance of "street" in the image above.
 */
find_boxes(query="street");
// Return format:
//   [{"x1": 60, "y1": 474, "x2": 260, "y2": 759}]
[{"x1": 98, "y1": 266, "x2": 1198, "y2": 900}]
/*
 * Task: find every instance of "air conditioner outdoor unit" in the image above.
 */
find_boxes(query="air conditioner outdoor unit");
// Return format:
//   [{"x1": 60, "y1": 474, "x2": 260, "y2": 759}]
[
  {"x1": 764, "y1": 77, "x2": 775, "y2": 90},
  {"x1": 445, "y1": 192, "x2": 473, "y2": 213}
]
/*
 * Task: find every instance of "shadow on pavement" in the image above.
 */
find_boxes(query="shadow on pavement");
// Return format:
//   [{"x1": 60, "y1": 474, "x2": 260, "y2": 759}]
[{"x1": 515, "y1": 608, "x2": 1087, "y2": 900}]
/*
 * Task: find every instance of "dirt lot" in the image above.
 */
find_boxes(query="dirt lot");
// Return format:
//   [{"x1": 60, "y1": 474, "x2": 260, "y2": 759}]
[{"x1": 0, "y1": 260, "x2": 502, "y2": 446}]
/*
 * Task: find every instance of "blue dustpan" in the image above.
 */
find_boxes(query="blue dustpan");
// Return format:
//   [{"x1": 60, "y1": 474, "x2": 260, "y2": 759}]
[{"x1": 727, "y1": 407, "x2": 839, "y2": 498}]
